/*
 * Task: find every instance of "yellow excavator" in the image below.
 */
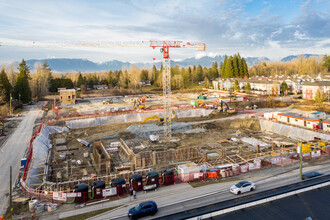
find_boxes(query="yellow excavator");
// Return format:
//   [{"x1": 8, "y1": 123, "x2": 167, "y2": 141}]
[{"x1": 139, "y1": 116, "x2": 169, "y2": 127}]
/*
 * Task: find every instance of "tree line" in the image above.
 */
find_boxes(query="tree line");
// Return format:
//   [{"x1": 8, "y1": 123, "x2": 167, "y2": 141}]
[
  {"x1": 0, "y1": 54, "x2": 252, "y2": 104},
  {"x1": 249, "y1": 55, "x2": 329, "y2": 76}
]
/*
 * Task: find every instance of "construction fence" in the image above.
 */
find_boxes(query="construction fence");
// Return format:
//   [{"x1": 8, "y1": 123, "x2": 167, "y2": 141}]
[{"x1": 20, "y1": 150, "x2": 330, "y2": 205}]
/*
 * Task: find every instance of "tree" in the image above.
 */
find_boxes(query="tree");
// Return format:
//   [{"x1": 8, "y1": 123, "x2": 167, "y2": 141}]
[
  {"x1": 30, "y1": 60, "x2": 52, "y2": 99},
  {"x1": 322, "y1": 55, "x2": 330, "y2": 72},
  {"x1": 151, "y1": 65, "x2": 158, "y2": 85},
  {"x1": 233, "y1": 79, "x2": 239, "y2": 92},
  {"x1": 233, "y1": 55, "x2": 239, "y2": 77},
  {"x1": 245, "y1": 82, "x2": 251, "y2": 93},
  {"x1": 280, "y1": 81, "x2": 288, "y2": 95},
  {"x1": 14, "y1": 59, "x2": 32, "y2": 103},
  {"x1": 242, "y1": 58, "x2": 249, "y2": 78},
  {"x1": 0, "y1": 69, "x2": 12, "y2": 102},
  {"x1": 221, "y1": 55, "x2": 227, "y2": 78},
  {"x1": 194, "y1": 65, "x2": 203, "y2": 82},
  {"x1": 314, "y1": 89, "x2": 327, "y2": 103},
  {"x1": 209, "y1": 62, "x2": 219, "y2": 80},
  {"x1": 224, "y1": 58, "x2": 234, "y2": 78},
  {"x1": 77, "y1": 73, "x2": 84, "y2": 88}
]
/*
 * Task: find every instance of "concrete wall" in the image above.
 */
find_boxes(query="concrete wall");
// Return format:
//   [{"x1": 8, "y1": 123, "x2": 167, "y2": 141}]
[{"x1": 260, "y1": 119, "x2": 330, "y2": 141}]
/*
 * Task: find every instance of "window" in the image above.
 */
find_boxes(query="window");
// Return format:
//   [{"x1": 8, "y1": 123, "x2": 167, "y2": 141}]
[
  {"x1": 72, "y1": 95, "x2": 75, "y2": 99},
  {"x1": 327, "y1": 125, "x2": 330, "y2": 128},
  {"x1": 68, "y1": 96, "x2": 71, "y2": 99},
  {"x1": 295, "y1": 119, "x2": 298, "y2": 122},
  {"x1": 307, "y1": 122, "x2": 310, "y2": 125}
]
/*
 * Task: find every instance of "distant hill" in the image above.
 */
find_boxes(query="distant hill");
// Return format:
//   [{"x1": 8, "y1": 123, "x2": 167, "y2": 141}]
[
  {"x1": 2, "y1": 54, "x2": 321, "y2": 73},
  {"x1": 12, "y1": 56, "x2": 270, "y2": 72},
  {"x1": 280, "y1": 54, "x2": 320, "y2": 62},
  {"x1": 25, "y1": 58, "x2": 132, "y2": 72}
]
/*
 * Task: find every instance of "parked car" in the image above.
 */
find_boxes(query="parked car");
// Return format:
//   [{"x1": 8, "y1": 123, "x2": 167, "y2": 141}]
[
  {"x1": 128, "y1": 201, "x2": 158, "y2": 219},
  {"x1": 230, "y1": 181, "x2": 256, "y2": 195},
  {"x1": 302, "y1": 172, "x2": 323, "y2": 180}
]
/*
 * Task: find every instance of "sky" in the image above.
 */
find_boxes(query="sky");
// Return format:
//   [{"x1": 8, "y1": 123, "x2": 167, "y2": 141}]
[{"x1": 0, "y1": 0, "x2": 329, "y2": 63}]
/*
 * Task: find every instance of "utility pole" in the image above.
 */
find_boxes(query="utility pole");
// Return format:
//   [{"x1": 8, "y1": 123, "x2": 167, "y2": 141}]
[
  {"x1": 10, "y1": 166, "x2": 12, "y2": 220},
  {"x1": 9, "y1": 94, "x2": 12, "y2": 116},
  {"x1": 299, "y1": 141, "x2": 303, "y2": 180}
]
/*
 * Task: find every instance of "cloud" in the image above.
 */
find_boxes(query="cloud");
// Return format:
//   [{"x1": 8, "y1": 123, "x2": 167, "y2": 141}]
[{"x1": 0, "y1": 0, "x2": 329, "y2": 62}]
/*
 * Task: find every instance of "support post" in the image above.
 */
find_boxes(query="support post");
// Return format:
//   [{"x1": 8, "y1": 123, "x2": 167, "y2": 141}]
[
  {"x1": 300, "y1": 142, "x2": 303, "y2": 180},
  {"x1": 10, "y1": 166, "x2": 12, "y2": 220}
]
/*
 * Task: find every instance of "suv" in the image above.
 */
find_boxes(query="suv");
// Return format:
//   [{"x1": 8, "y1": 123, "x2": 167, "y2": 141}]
[
  {"x1": 128, "y1": 201, "x2": 158, "y2": 219},
  {"x1": 302, "y1": 172, "x2": 323, "y2": 180}
]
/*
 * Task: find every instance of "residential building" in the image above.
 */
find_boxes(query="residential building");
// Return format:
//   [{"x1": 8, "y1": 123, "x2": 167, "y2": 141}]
[{"x1": 301, "y1": 81, "x2": 330, "y2": 100}]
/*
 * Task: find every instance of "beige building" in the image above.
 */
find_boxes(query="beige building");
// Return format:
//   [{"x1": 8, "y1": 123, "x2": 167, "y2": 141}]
[
  {"x1": 301, "y1": 81, "x2": 330, "y2": 100},
  {"x1": 60, "y1": 89, "x2": 76, "y2": 104}
]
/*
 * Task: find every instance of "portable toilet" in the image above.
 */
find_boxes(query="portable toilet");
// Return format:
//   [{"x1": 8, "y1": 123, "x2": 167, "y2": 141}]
[
  {"x1": 129, "y1": 174, "x2": 143, "y2": 191},
  {"x1": 92, "y1": 180, "x2": 105, "y2": 200},
  {"x1": 74, "y1": 183, "x2": 89, "y2": 203},
  {"x1": 111, "y1": 177, "x2": 126, "y2": 195},
  {"x1": 146, "y1": 171, "x2": 159, "y2": 187},
  {"x1": 161, "y1": 168, "x2": 175, "y2": 185}
]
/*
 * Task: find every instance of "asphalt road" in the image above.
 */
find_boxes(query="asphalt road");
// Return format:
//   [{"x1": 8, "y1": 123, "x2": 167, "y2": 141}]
[
  {"x1": 0, "y1": 105, "x2": 41, "y2": 216},
  {"x1": 92, "y1": 162, "x2": 330, "y2": 220}
]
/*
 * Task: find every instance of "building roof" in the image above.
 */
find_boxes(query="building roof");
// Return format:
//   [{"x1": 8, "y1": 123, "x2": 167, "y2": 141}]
[
  {"x1": 302, "y1": 81, "x2": 330, "y2": 86},
  {"x1": 277, "y1": 112, "x2": 319, "y2": 122}
]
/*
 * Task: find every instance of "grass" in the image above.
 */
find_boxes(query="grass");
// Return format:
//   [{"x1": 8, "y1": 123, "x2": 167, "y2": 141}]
[
  {"x1": 189, "y1": 177, "x2": 240, "y2": 188},
  {"x1": 60, "y1": 206, "x2": 120, "y2": 220}
]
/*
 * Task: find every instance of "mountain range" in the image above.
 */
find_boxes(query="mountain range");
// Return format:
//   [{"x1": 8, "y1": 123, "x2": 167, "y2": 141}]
[{"x1": 1, "y1": 54, "x2": 320, "y2": 73}]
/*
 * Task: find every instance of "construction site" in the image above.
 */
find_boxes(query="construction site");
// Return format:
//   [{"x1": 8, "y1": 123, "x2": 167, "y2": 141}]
[{"x1": 26, "y1": 89, "x2": 330, "y2": 194}]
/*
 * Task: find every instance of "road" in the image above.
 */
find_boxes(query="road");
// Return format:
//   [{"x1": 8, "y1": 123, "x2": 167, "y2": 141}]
[
  {"x1": 0, "y1": 105, "x2": 42, "y2": 216},
  {"x1": 90, "y1": 162, "x2": 330, "y2": 220}
]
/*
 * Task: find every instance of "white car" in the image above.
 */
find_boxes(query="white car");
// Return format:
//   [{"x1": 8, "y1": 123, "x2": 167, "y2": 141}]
[{"x1": 230, "y1": 181, "x2": 256, "y2": 195}]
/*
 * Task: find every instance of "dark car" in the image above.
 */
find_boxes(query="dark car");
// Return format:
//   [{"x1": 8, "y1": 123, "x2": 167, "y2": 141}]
[
  {"x1": 128, "y1": 201, "x2": 158, "y2": 219},
  {"x1": 302, "y1": 172, "x2": 323, "y2": 180}
]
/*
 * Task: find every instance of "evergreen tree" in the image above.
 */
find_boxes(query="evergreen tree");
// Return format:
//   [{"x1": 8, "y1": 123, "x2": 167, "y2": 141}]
[
  {"x1": 322, "y1": 55, "x2": 330, "y2": 72},
  {"x1": 221, "y1": 55, "x2": 228, "y2": 78},
  {"x1": 0, "y1": 69, "x2": 12, "y2": 102},
  {"x1": 280, "y1": 81, "x2": 288, "y2": 95},
  {"x1": 233, "y1": 55, "x2": 239, "y2": 77},
  {"x1": 238, "y1": 53, "x2": 244, "y2": 78},
  {"x1": 233, "y1": 79, "x2": 239, "y2": 91},
  {"x1": 14, "y1": 59, "x2": 32, "y2": 103},
  {"x1": 151, "y1": 65, "x2": 157, "y2": 84},
  {"x1": 209, "y1": 62, "x2": 219, "y2": 80},
  {"x1": 187, "y1": 66, "x2": 192, "y2": 83},
  {"x1": 242, "y1": 58, "x2": 249, "y2": 78},
  {"x1": 195, "y1": 65, "x2": 203, "y2": 82},
  {"x1": 224, "y1": 58, "x2": 234, "y2": 78},
  {"x1": 245, "y1": 82, "x2": 251, "y2": 93},
  {"x1": 77, "y1": 73, "x2": 84, "y2": 88}
]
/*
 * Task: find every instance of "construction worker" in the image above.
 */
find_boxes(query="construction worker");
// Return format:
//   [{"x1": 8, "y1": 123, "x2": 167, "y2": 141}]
[{"x1": 133, "y1": 190, "x2": 136, "y2": 199}]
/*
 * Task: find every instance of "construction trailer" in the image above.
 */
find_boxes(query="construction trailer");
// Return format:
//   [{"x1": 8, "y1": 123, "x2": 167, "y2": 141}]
[{"x1": 277, "y1": 113, "x2": 320, "y2": 130}]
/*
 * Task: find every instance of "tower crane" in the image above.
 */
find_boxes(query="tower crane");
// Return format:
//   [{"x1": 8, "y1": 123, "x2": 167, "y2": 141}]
[{"x1": 0, "y1": 40, "x2": 206, "y2": 139}]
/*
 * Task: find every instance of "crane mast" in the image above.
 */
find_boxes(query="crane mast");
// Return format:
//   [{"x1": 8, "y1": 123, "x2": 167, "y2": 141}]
[{"x1": 0, "y1": 40, "x2": 206, "y2": 139}]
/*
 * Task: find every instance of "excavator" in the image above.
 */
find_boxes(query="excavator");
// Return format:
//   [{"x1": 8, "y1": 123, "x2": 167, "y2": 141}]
[
  {"x1": 139, "y1": 116, "x2": 169, "y2": 127},
  {"x1": 139, "y1": 111, "x2": 177, "y2": 127},
  {"x1": 220, "y1": 100, "x2": 236, "y2": 114},
  {"x1": 132, "y1": 98, "x2": 145, "y2": 109}
]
